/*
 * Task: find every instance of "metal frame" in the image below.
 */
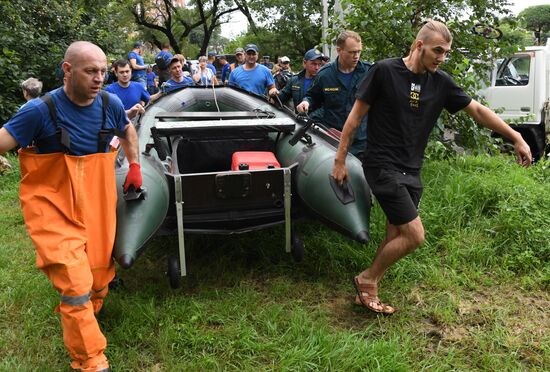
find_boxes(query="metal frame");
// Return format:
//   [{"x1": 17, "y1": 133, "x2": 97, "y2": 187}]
[{"x1": 173, "y1": 167, "x2": 293, "y2": 277}]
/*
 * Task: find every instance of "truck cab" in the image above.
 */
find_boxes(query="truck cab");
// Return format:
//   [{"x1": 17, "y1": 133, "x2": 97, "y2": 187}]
[{"x1": 480, "y1": 42, "x2": 550, "y2": 160}]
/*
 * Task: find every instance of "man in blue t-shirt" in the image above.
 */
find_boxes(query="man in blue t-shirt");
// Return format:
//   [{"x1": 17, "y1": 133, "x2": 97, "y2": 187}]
[
  {"x1": 155, "y1": 43, "x2": 173, "y2": 84},
  {"x1": 0, "y1": 41, "x2": 141, "y2": 371},
  {"x1": 128, "y1": 41, "x2": 148, "y2": 88},
  {"x1": 218, "y1": 55, "x2": 231, "y2": 84},
  {"x1": 105, "y1": 59, "x2": 150, "y2": 119},
  {"x1": 163, "y1": 57, "x2": 195, "y2": 93},
  {"x1": 207, "y1": 52, "x2": 217, "y2": 75},
  {"x1": 228, "y1": 44, "x2": 278, "y2": 97}
]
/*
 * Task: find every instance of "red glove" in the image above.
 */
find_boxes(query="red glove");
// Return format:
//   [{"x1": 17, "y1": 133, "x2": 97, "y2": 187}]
[{"x1": 124, "y1": 163, "x2": 142, "y2": 192}]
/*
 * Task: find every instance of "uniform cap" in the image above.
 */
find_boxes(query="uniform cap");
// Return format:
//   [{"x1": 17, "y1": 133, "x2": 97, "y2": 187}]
[{"x1": 304, "y1": 48, "x2": 326, "y2": 61}]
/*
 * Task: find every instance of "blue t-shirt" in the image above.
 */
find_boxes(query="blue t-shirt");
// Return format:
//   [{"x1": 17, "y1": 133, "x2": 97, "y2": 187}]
[
  {"x1": 147, "y1": 72, "x2": 156, "y2": 87},
  {"x1": 207, "y1": 63, "x2": 217, "y2": 75},
  {"x1": 4, "y1": 88, "x2": 128, "y2": 155},
  {"x1": 128, "y1": 51, "x2": 146, "y2": 78},
  {"x1": 221, "y1": 63, "x2": 231, "y2": 83},
  {"x1": 164, "y1": 77, "x2": 195, "y2": 93},
  {"x1": 105, "y1": 82, "x2": 150, "y2": 110},
  {"x1": 338, "y1": 70, "x2": 355, "y2": 90},
  {"x1": 303, "y1": 77, "x2": 313, "y2": 92},
  {"x1": 228, "y1": 64, "x2": 275, "y2": 96}
]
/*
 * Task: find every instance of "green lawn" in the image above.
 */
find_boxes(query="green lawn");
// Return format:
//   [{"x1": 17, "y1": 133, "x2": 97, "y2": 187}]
[{"x1": 0, "y1": 153, "x2": 548, "y2": 371}]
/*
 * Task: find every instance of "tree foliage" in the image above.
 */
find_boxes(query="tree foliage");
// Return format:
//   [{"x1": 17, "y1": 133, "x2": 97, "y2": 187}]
[
  {"x1": 226, "y1": 0, "x2": 324, "y2": 63},
  {"x1": 128, "y1": 0, "x2": 238, "y2": 57},
  {"x1": 519, "y1": 5, "x2": 550, "y2": 45},
  {"x1": 341, "y1": 0, "x2": 525, "y2": 156},
  {"x1": 0, "y1": 0, "x2": 130, "y2": 124}
]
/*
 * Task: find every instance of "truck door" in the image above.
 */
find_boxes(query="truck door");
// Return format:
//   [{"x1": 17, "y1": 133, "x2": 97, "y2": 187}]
[{"x1": 483, "y1": 53, "x2": 536, "y2": 123}]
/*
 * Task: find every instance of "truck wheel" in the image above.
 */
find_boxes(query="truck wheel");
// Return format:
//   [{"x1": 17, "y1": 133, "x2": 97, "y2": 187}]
[
  {"x1": 167, "y1": 255, "x2": 181, "y2": 289},
  {"x1": 291, "y1": 233, "x2": 304, "y2": 262}
]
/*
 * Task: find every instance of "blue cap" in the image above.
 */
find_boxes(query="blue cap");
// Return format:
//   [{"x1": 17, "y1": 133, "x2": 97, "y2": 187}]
[
  {"x1": 245, "y1": 44, "x2": 259, "y2": 53},
  {"x1": 304, "y1": 48, "x2": 325, "y2": 61},
  {"x1": 207, "y1": 51, "x2": 216, "y2": 57},
  {"x1": 134, "y1": 41, "x2": 143, "y2": 48}
]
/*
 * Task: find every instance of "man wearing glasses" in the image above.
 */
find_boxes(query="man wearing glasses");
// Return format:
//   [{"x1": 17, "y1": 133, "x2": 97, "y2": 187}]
[
  {"x1": 228, "y1": 44, "x2": 278, "y2": 97},
  {"x1": 297, "y1": 30, "x2": 371, "y2": 157}
]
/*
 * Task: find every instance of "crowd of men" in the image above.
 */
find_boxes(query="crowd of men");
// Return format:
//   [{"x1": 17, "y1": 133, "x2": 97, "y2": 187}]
[{"x1": 0, "y1": 22, "x2": 534, "y2": 371}]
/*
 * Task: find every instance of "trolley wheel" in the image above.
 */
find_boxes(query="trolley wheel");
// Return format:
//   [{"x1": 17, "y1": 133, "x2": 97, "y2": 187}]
[
  {"x1": 167, "y1": 255, "x2": 181, "y2": 289},
  {"x1": 291, "y1": 233, "x2": 304, "y2": 262}
]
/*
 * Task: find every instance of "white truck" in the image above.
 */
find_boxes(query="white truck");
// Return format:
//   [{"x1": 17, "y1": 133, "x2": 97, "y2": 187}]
[{"x1": 480, "y1": 42, "x2": 550, "y2": 160}]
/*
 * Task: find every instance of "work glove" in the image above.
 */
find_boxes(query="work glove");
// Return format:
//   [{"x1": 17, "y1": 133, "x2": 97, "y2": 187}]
[{"x1": 123, "y1": 163, "x2": 142, "y2": 192}]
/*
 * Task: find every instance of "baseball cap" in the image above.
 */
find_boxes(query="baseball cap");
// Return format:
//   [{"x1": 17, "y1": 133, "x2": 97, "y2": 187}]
[
  {"x1": 217, "y1": 54, "x2": 227, "y2": 60},
  {"x1": 280, "y1": 56, "x2": 290, "y2": 63},
  {"x1": 245, "y1": 44, "x2": 259, "y2": 53},
  {"x1": 168, "y1": 57, "x2": 181, "y2": 65},
  {"x1": 304, "y1": 48, "x2": 326, "y2": 61},
  {"x1": 134, "y1": 41, "x2": 143, "y2": 48},
  {"x1": 207, "y1": 51, "x2": 216, "y2": 57},
  {"x1": 235, "y1": 47, "x2": 245, "y2": 55}
]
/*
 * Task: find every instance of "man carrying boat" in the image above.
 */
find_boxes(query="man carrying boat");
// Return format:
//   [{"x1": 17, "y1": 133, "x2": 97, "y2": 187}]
[
  {"x1": 331, "y1": 21, "x2": 532, "y2": 315},
  {"x1": 0, "y1": 41, "x2": 142, "y2": 371},
  {"x1": 277, "y1": 48, "x2": 327, "y2": 112},
  {"x1": 296, "y1": 30, "x2": 370, "y2": 157}
]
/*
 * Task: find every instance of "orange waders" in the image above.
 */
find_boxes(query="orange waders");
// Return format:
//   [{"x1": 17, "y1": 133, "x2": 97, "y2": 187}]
[{"x1": 18, "y1": 147, "x2": 118, "y2": 371}]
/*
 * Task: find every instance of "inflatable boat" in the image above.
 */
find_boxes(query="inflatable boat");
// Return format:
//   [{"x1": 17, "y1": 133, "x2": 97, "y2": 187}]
[{"x1": 113, "y1": 86, "x2": 371, "y2": 287}]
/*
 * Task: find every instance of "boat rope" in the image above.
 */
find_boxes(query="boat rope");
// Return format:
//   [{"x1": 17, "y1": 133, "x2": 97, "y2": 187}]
[{"x1": 211, "y1": 78, "x2": 221, "y2": 114}]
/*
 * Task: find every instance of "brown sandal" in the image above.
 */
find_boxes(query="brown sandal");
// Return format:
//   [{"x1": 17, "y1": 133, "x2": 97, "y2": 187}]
[{"x1": 352, "y1": 276, "x2": 396, "y2": 314}]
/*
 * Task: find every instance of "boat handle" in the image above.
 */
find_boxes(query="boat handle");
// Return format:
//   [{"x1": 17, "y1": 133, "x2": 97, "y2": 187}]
[
  {"x1": 328, "y1": 175, "x2": 355, "y2": 205},
  {"x1": 124, "y1": 185, "x2": 148, "y2": 201}
]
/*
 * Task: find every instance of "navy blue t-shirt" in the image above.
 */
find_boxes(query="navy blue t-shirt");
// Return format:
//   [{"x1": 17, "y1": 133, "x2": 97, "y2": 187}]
[{"x1": 4, "y1": 88, "x2": 128, "y2": 155}]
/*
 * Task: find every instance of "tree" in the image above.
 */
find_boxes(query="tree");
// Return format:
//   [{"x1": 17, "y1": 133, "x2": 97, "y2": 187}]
[
  {"x1": 227, "y1": 0, "x2": 324, "y2": 63},
  {"x1": 0, "y1": 0, "x2": 130, "y2": 124},
  {"x1": 128, "y1": 0, "x2": 239, "y2": 56},
  {"x1": 519, "y1": 5, "x2": 550, "y2": 45},
  {"x1": 341, "y1": 0, "x2": 525, "y2": 156}
]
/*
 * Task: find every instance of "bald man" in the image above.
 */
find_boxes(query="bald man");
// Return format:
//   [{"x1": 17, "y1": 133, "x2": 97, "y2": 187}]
[
  {"x1": 0, "y1": 41, "x2": 141, "y2": 371},
  {"x1": 332, "y1": 21, "x2": 531, "y2": 315}
]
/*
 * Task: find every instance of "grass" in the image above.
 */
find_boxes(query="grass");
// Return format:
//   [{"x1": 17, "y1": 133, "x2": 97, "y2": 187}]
[{"x1": 0, "y1": 153, "x2": 548, "y2": 371}]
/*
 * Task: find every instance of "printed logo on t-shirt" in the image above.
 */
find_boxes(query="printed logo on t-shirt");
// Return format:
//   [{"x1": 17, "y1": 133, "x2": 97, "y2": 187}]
[{"x1": 409, "y1": 82, "x2": 421, "y2": 110}]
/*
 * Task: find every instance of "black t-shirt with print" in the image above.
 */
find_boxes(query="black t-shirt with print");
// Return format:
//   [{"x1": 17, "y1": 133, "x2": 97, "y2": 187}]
[{"x1": 357, "y1": 58, "x2": 471, "y2": 172}]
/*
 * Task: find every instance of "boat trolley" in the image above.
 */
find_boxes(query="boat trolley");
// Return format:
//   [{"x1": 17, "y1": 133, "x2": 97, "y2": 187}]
[{"x1": 150, "y1": 111, "x2": 301, "y2": 288}]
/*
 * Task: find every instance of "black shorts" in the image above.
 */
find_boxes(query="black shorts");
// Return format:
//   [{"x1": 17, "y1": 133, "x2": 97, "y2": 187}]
[{"x1": 364, "y1": 167, "x2": 423, "y2": 226}]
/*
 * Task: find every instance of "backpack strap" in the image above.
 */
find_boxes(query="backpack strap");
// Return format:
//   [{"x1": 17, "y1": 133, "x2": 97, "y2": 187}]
[
  {"x1": 97, "y1": 91, "x2": 126, "y2": 152},
  {"x1": 40, "y1": 94, "x2": 71, "y2": 153}
]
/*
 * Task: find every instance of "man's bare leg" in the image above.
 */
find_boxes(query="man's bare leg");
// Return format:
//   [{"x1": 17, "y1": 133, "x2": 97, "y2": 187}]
[{"x1": 355, "y1": 216, "x2": 425, "y2": 311}]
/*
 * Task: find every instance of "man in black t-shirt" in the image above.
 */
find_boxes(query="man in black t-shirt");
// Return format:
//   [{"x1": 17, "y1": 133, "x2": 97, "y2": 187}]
[{"x1": 332, "y1": 20, "x2": 532, "y2": 315}]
